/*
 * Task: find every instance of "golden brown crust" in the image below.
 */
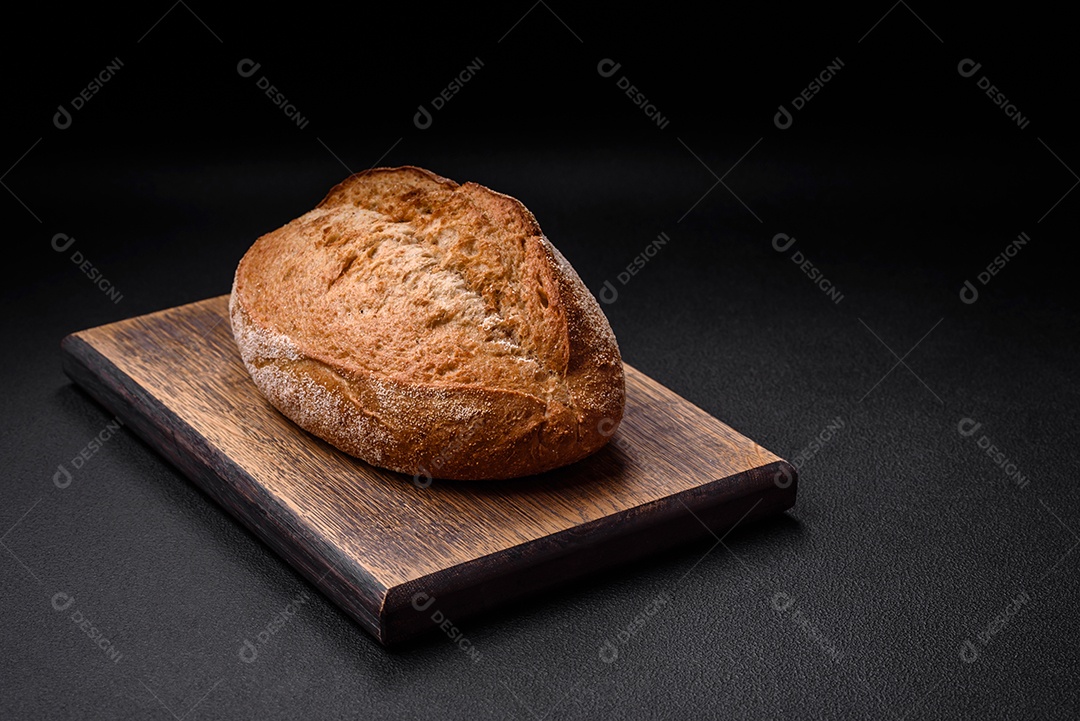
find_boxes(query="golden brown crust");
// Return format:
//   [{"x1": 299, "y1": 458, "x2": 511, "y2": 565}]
[{"x1": 230, "y1": 166, "x2": 624, "y2": 480}]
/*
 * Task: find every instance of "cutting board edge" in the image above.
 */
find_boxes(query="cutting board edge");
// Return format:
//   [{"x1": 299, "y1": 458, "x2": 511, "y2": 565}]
[
  {"x1": 379, "y1": 459, "x2": 796, "y2": 644},
  {"x1": 60, "y1": 330, "x2": 392, "y2": 643}
]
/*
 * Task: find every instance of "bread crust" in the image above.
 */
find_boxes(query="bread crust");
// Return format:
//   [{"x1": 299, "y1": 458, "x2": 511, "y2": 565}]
[{"x1": 230, "y1": 166, "x2": 624, "y2": 480}]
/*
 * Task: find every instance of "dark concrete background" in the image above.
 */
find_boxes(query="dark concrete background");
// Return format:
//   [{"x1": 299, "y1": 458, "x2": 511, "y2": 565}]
[{"x1": 3, "y1": 3, "x2": 1077, "y2": 719}]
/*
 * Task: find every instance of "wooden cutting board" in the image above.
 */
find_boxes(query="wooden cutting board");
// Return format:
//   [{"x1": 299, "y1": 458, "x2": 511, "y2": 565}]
[{"x1": 60, "y1": 295, "x2": 797, "y2": 646}]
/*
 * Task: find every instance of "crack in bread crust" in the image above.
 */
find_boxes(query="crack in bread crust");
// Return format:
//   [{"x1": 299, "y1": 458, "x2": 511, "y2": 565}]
[{"x1": 230, "y1": 166, "x2": 624, "y2": 480}]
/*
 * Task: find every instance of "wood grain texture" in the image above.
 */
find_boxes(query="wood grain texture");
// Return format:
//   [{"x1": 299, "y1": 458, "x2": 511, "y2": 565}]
[{"x1": 60, "y1": 295, "x2": 797, "y2": 645}]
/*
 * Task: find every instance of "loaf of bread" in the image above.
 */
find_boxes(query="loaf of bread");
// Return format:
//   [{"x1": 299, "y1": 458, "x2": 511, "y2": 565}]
[{"x1": 229, "y1": 166, "x2": 624, "y2": 480}]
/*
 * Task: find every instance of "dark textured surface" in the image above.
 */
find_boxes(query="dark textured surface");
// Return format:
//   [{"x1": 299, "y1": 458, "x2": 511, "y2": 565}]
[{"x1": 3, "y1": 3, "x2": 1078, "y2": 719}]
